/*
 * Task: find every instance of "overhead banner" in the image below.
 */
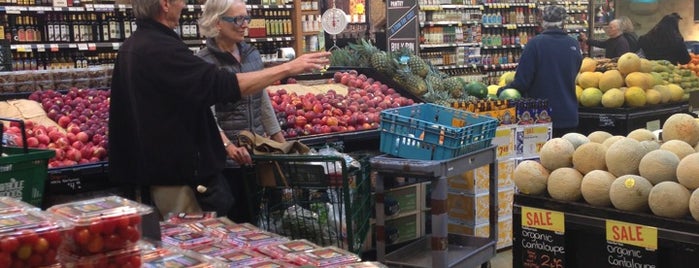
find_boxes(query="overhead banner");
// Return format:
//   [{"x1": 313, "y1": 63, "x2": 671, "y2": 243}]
[{"x1": 386, "y1": 0, "x2": 418, "y2": 53}]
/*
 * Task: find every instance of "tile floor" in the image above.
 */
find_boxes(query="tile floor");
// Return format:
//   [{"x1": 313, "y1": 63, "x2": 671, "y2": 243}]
[{"x1": 489, "y1": 249, "x2": 513, "y2": 268}]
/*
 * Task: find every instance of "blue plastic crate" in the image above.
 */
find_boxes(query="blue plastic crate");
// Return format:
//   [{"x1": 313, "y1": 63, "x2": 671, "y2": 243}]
[{"x1": 379, "y1": 103, "x2": 498, "y2": 160}]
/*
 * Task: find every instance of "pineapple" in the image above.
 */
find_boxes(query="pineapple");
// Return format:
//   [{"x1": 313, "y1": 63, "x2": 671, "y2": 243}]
[
  {"x1": 425, "y1": 74, "x2": 444, "y2": 92},
  {"x1": 396, "y1": 69, "x2": 428, "y2": 96},
  {"x1": 371, "y1": 51, "x2": 395, "y2": 76},
  {"x1": 408, "y1": 55, "x2": 429, "y2": 78},
  {"x1": 443, "y1": 77, "x2": 465, "y2": 98},
  {"x1": 423, "y1": 86, "x2": 451, "y2": 104},
  {"x1": 330, "y1": 47, "x2": 354, "y2": 67}
]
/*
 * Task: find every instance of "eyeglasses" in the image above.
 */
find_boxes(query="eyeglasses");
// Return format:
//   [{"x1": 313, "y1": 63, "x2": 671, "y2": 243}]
[{"x1": 220, "y1": 15, "x2": 251, "y2": 27}]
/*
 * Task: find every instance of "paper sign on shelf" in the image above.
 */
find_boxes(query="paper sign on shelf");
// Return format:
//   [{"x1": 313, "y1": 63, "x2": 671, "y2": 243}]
[
  {"x1": 521, "y1": 206, "x2": 564, "y2": 233},
  {"x1": 605, "y1": 220, "x2": 657, "y2": 250}
]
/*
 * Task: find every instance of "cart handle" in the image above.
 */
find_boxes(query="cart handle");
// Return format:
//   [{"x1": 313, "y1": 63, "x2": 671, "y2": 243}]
[{"x1": 0, "y1": 117, "x2": 29, "y2": 155}]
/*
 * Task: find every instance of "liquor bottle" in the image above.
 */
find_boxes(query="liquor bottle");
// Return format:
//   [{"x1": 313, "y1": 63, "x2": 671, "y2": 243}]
[
  {"x1": 46, "y1": 14, "x2": 55, "y2": 42},
  {"x1": 122, "y1": 12, "x2": 132, "y2": 39},
  {"x1": 60, "y1": 14, "x2": 70, "y2": 42},
  {"x1": 190, "y1": 15, "x2": 199, "y2": 39},
  {"x1": 101, "y1": 14, "x2": 110, "y2": 42},
  {"x1": 80, "y1": 14, "x2": 91, "y2": 42},
  {"x1": 17, "y1": 16, "x2": 26, "y2": 43},
  {"x1": 26, "y1": 16, "x2": 36, "y2": 43},
  {"x1": 181, "y1": 15, "x2": 191, "y2": 39},
  {"x1": 71, "y1": 14, "x2": 81, "y2": 42},
  {"x1": 110, "y1": 12, "x2": 122, "y2": 41},
  {"x1": 130, "y1": 12, "x2": 137, "y2": 33}
]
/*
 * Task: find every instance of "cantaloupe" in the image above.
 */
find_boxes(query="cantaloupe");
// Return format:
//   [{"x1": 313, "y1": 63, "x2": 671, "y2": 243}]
[
  {"x1": 667, "y1": 84, "x2": 684, "y2": 102},
  {"x1": 609, "y1": 175, "x2": 653, "y2": 212},
  {"x1": 627, "y1": 128, "x2": 655, "y2": 142},
  {"x1": 639, "y1": 149, "x2": 679, "y2": 185},
  {"x1": 689, "y1": 189, "x2": 699, "y2": 222},
  {"x1": 539, "y1": 138, "x2": 575, "y2": 171},
  {"x1": 580, "y1": 58, "x2": 597, "y2": 73},
  {"x1": 624, "y1": 86, "x2": 647, "y2": 107},
  {"x1": 599, "y1": 70, "x2": 624, "y2": 92},
  {"x1": 645, "y1": 89, "x2": 662, "y2": 105},
  {"x1": 617, "y1": 52, "x2": 641, "y2": 75},
  {"x1": 605, "y1": 138, "x2": 646, "y2": 177},
  {"x1": 601, "y1": 88, "x2": 625, "y2": 108},
  {"x1": 661, "y1": 113, "x2": 699, "y2": 146},
  {"x1": 677, "y1": 152, "x2": 699, "y2": 190},
  {"x1": 640, "y1": 140, "x2": 661, "y2": 153},
  {"x1": 588, "y1": 131, "x2": 613, "y2": 144},
  {"x1": 602, "y1": 135, "x2": 625, "y2": 148},
  {"x1": 562, "y1": 132, "x2": 590, "y2": 149},
  {"x1": 624, "y1": 73, "x2": 652, "y2": 90},
  {"x1": 547, "y1": 168, "x2": 583, "y2": 202},
  {"x1": 572, "y1": 142, "x2": 607, "y2": 174},
  {"x1": 660, "y1": 140, "x2": 695, "y2": 160},
  {"x1": 581, "y1": 170, "x2": 616, "y2": 207},
  {"x1": 513, "y1": 160, "x2": 550, "y2": 195},
  {"x1": 648, "y1": 181, "x2": 690, "y2": 218}
]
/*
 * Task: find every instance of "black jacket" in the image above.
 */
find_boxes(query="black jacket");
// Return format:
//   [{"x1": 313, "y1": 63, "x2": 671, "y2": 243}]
[
  {"x1": 638, "y1": 34, "x2": 690, "y2": 65},
  {"x1": 587, "y1": 35, "x2": 630, "y2": 59},
  {"x1": 109, "y1": 19, "x2": 241, "y2": 187}
]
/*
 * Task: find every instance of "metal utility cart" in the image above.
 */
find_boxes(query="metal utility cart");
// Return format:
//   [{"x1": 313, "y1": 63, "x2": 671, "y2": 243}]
[{"x1": 371, "y1": 146, "x2": 498, "y2": 268}]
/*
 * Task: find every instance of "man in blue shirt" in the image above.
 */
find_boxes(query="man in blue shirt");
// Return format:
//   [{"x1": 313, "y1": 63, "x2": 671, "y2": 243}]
[{"x1": 500, "y1": 5, "x2": 583, "y2": 138}]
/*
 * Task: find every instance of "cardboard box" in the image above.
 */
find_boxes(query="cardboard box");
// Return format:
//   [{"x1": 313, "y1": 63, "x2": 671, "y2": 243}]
[
  {"x1": 493, "y1": 125, "x2": 516, "y2": 160},
  {"x1": 448, "y1": 216, "x2": 513, "y2": 249},
  {"x1": 447, "y1": 187, "x2": 515, "y2": 224},
  {"x1": 515, "y1": 123, "x2": 552, "y2": 157},
  {"x1": 372, "y1": 213, "x2": 422, "y2": 246},
  {"x1": 372, "y1": 183, "x2": 419, "y2": 218},
  {"x1": 447, "y1": 158, "x2": 516, "y2": 195}
]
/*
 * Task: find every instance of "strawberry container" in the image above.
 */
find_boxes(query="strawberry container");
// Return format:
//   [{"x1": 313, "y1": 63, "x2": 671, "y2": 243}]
[
  {"x1": 46, "y1": 196, "x2": 152, "y2": 256},
  {"x1": 205, "y1": 248, "x2": 270, "y2": 267},
  {"x1": 0, "y1": 197, "x2": 40, "y2": 214},
  {"x1": 142, "y1": 248, "x2": 218, "y2": 268},
  {"x1": 183, "y1": 217, "x2": 246, "y2": 234},
  {"x1": 242, "y1": 259, "x2": 298, "y2": 268},
  {"x1": 0, "y1": 210, "x2": 67, "y2": 267},
  {"x1": 59, "y1": 244, "x2": 142, "y2": 268},
  {"x1": 190, "y1": 243, "x2": 233, "y2": 257},
  {"x1": 204, "y1": 222, "x2": 261, "y2": 240},
  {"x1": 161, "y1": 229, "x2": 215, "y2": 250},
  {"x1": 165, "y1": 212, "x2": 217, "y2": 225},
  {"x1": 256, "y1": 239, "x2": 320, "y2": 260},
  {"x1": 223, "y1": 230, "x2": 288, "y2": 249},
  {"x1": 286, "y1": 246, "x2": 361, "y2": 267}
]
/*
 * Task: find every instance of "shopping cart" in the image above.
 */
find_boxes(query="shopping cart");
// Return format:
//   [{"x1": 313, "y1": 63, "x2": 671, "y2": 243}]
[{"x1": 245, "y1": 152, "x2": 372, "y2": 254}]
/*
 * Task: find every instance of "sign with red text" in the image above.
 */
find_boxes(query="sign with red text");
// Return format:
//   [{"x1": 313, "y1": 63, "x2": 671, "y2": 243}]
[
  {"x1": 520, "y1": 207, "x2": 565, "y2": 268},
  {"x1": 605, "y1": 220, "x2": 657, "y2": 268}
]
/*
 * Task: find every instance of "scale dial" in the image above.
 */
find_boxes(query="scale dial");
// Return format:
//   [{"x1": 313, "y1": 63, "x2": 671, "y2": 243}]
[{"x1": 321, "y1": 8, "x2": 348, "y2": 35}]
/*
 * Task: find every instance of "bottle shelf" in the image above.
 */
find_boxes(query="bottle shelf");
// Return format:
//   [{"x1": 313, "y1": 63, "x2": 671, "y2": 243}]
[
  {"x1": 481, "y1": 23, "x2": 537, "y2": 28},
  {"x1": 420, "y1": 21, "x2": 480, "y2": 27},
  {"x1": 482, "y1": 2, "x2": 537, "y2": 8},
  {"x1": 420, "y1": 4, "x2": 481, "y2": 11},
  {"x1": 420, "y1": 42, "x2": 480, "y2": 49},
  {"x1": 481, "y1": 44, "x2": 523, "y2": 50},
  {"x1": 435, "y1": 63, "x2": 518, "y2": 71},
  {"x1": 0, "y1": 3, "x2": 292, "y2": 13}
]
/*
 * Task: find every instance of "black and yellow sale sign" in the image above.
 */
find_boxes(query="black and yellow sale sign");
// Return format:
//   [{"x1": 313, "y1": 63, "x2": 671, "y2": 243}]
[
  {"x1": 520, "y1": 207, "x2": 566, "y2": 268},
  {"x1": 605, "y1": 220, "x2": 658, "y2": 268}
]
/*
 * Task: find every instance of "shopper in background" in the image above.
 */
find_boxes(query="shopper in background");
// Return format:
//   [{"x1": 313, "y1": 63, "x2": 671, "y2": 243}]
[
  {"x1": 618, "y1": 16, "x2": 639, "y2": 53},
  {"x1": 499, "y1": 5, "x2": 582, "y2": 138},
  {"x1": 109, "y1": 0, "x2": 329, "y2": 219},
  {"x1": 195, "y1": 0, "x2": 284, "y2": 223},
  {"x1": 638, "y1": 13, "x2": 691, "y2": 65},
  {"x1": 579, "y1": 18, "x2": 630, "y2": 58}
]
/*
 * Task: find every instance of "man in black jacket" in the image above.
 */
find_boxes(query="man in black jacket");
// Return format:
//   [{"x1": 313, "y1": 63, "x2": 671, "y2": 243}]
[{"x1": 109, "y1": 0, "x2": 329, "y2": 218}]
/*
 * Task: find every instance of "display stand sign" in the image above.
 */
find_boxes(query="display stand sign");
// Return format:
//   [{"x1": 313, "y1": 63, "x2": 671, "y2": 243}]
[
  {"x1": 605, "y1": 220, "x2": 658, "y2": 268},
  {"x1": 520, "y1": 206, "x2": 566, "y2": 268},
  {"x1": 385, "y1": 0, "x2": 418, "y2": 52}
]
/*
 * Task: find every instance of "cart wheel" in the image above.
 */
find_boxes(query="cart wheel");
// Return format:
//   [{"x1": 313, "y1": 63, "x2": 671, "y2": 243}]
[{"x1": 481, "y1": 261, "x2": 491, "y2": 268}]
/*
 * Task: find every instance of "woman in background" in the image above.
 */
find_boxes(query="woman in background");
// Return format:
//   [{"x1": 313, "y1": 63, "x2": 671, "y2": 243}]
[
  {"x1": 618, "y1": 16, "x2": 639, "y2": 53},
  {"x1": 638, "y1": 13, "x2": 690, "y2": 64},
  {"x1": 197, "y1": 0, "x2": 286, "y2": 222}
]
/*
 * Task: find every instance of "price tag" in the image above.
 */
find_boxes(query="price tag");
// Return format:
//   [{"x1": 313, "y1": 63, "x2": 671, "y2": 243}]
[
  {"x1": 50, "y1": 44, "x2": 59, "y2": 52},
  {"x1": 88, "y1": 43, "x2": 97, "y2": 51},
  {"x1": 37, "y1": 45, "x2": 46, "y2": 52},
  {"x1": 5, "y1": 6, "x2": 22, "y2": 14},
  {"x1": 249, "y1": 38, "x2": 257, "y2": 43},
  {"x1": 187, "y1": 5, "x2": 194, "y2": 12},
  {"x1": 68, "y1": 6, "x2": 83, "y2": 12},
  {"x1": 16, "y1": 45, "x2": 29, "y2": 52},
  {"x1": 112, "y1": 42, "x2": 121, "y2": 50},
  {"x1": 520, "y1": 207, "x2": 566, "y2": 268},
  {"x1": 605, "y1": 220, "x2": 658, "y2": 267},
  {"x1": 77, "y1": 43, "x2": 88, "y2": 50},
  {"x1": 494, "y1": 127, "x2": 514, "y2": 158},
  {"x1": 118, "y1": 4, "x2": 127, "y2": 10}
]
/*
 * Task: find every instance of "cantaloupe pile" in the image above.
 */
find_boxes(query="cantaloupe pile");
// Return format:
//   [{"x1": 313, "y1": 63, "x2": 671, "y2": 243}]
[
  {"x1": 575, "y1": 53, "x2": 687, "y2": 108},
  {"x1": 513, "y1": 113, "x2": 699, "y2": 221}
]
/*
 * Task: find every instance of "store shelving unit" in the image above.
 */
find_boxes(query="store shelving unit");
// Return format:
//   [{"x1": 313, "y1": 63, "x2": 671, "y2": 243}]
[{"x1": 372, "y1": 146, "x2": 498, "y2": 268}]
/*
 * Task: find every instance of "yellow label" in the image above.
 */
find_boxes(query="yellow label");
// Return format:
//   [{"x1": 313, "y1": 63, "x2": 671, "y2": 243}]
[
  {"x1": 606, "y1": 220, "x2": 657, "y2": 250},
  {"x1": 495, "y1": 128, "x2": 512, "y2": 138},
  {"x1": 624, "y1": 178, "x2": 635, "y2": 189},
  {"x1": 524, "y1": 126, "x2": 548, "y2": 135},
  {"x1": 452, "y1": 118, "x2": 465, "y2": 128},
  {"x1": 521, "y1": 207, "x2": 564, "y2": 233}
]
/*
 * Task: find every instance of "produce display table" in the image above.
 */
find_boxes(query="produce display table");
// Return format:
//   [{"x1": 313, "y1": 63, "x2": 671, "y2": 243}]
[
  {"x1": 513, "y1": 194, "x2": 699, "y2": 268},
  {"x1": 371, "y1": 146, "x2": 498, "y2": 268},
  {"x1": 577, "y1": 102, "x2": 690, "y2": 135}
]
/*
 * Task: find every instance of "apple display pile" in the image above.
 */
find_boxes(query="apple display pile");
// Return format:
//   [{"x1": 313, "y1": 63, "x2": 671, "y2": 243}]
[
  {"x1": 270, "y1": 71, "x2": 415, "y2": 138},
  {"x1": 15, "y1": 88, "x2": 109, "y2": 168}
]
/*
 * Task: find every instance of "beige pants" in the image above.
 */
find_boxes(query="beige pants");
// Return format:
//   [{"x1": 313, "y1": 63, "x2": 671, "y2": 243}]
[{"x1": 149, "y1": 185, "x2": 202, "y2": 220}]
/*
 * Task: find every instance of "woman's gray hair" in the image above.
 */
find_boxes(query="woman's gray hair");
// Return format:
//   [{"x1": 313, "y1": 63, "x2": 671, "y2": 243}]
[
  {"x1": 132, "y1": 0, "x2": 167, "y2": 20},
  {"x1": 542, "y1": 21, "x2": 563, "y2": 30},
  {"x1": 199, "y1": 0, "x2": 245, "y2": 38}
]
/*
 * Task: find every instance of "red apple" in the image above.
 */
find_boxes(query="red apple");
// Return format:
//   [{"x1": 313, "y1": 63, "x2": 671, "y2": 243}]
[
  {"x1": 76, "y1": 132, "x2": 89, "y2": 143},
  {"x1": 57, "y1": 115, "x2": 71, "y2": 128}
]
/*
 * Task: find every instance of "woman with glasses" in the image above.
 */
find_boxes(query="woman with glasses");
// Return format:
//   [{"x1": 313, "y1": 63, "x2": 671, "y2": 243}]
[
  {"x1": 579, "y1": 18, "x2": 630, "y2": 59},
  {"x1": 196, "y1": 0, "x2": 285, "y2": 223}
]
